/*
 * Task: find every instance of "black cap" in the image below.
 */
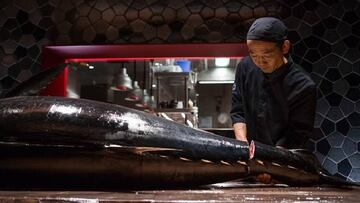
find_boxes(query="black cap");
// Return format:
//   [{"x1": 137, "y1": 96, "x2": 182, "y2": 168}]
[{"x1": 247, "y1": 17, "x2": 288, "y2": 42}]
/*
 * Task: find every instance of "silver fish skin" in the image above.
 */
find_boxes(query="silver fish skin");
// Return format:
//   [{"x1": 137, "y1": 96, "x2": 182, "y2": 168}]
[{"x1": 0, "y1": 96, "x2": 249, "y2": 161}]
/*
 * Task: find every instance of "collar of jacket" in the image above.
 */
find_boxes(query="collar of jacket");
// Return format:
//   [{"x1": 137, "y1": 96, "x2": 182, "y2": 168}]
[{"x1": 263, "y1": 55, "x2": 293, "y2": 81}]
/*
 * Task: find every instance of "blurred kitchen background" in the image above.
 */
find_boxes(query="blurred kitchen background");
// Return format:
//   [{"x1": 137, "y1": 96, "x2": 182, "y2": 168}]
[{"x1": 66, "y1": 58, "x2": 240, "y2": 130}]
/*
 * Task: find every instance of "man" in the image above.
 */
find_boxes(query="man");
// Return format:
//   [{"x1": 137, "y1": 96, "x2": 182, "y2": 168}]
[{"x1": 231, "y1": 17, "x2": 317, "y2": 182}]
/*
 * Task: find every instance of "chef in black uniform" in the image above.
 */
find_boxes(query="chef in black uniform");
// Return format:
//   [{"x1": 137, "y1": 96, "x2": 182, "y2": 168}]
[{"x1": 231, "y1": 17, "x2": 317, "y2": 182}]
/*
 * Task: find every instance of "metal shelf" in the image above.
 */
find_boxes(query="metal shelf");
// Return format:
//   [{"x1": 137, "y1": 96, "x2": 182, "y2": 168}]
[
  {"x1": 155, "y1": 108, "x2": 192, "y2": 113},
  {"x1": 155, "y1": 72, "x2": 190, "y2": 110},
  {"x1": 154, "y1": 72, "x2": 190, "y2": 77}
]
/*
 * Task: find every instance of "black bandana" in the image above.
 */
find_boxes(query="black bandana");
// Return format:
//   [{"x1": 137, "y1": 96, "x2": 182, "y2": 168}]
[{"x1": 247, "y1": 17, "x2": 288, "y2": 42}]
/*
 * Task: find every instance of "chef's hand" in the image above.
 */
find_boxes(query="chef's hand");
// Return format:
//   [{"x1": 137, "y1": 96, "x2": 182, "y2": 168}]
[{"x1": 233, "y1": 123, "x2": 248, "y2": 144}]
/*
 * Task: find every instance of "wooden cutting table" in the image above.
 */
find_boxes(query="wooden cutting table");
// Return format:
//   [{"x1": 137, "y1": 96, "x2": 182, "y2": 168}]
[{"x1": 0, "y1": 181, "x2": 359, "y2": 202}]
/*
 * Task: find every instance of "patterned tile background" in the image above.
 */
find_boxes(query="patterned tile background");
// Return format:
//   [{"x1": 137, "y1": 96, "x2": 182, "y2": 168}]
[{"x1": 0, "y1": 0, "x2": 359, "y2": 182}]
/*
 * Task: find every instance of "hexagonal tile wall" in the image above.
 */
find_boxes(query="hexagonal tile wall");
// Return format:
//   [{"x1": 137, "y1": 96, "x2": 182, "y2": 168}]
[{"x1": 0, "y1": 0, "x2": 359, "y2": 182}]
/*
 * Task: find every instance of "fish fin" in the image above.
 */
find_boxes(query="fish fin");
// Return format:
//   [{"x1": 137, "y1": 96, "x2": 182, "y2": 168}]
[
  {"x1": 289, "y1": 149, "x2": 322, "y2": 172},
  {"x1": 2, "y1": 63, "x2": 68, "y2": 98},
  {"x1": 104, "y1": 144, "x2": 181, "y2": 155},
  {"x1": 288, "y1": 148, "x2": 313, "y2": 155}
]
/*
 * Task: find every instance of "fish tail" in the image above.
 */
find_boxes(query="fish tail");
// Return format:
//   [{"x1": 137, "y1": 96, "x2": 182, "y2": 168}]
[
  {"x1": 318, "y1": 171, "x2": 360, "y2": 187},
  {"x1": 2, "y1": 63, "x2": 69, "y2": 98}
]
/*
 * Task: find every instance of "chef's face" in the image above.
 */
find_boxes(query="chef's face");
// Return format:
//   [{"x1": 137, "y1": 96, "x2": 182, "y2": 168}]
[{"x1": 247, "y1": 40, "x2": 290, "y2": 73}]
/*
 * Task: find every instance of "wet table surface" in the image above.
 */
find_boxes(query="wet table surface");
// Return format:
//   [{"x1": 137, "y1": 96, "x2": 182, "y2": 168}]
[{"x1": 0, "y1": 181, "x2": 359, "y2": 202}]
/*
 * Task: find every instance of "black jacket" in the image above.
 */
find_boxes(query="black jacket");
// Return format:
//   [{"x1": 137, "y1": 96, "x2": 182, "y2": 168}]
[{"x1": 231, "y1": 56, "x2": 316, "y2": 148}]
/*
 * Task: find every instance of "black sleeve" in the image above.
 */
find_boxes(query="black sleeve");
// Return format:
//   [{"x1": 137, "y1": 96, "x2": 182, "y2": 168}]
[
  {"x1": 230, "y1": 62, "x2": 246, "y2": 124},
  {"x1": 276, "y1": 85, "x2": 317, "y2": 148}
]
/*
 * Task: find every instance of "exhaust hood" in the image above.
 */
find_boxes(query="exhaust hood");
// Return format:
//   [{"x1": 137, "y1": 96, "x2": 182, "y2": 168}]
[
  {"x1": 198, "y1": 67, "x2": 235, "y2": 84},
  {"x1": 197, "y1": 58, "x2": 239, "y2": 84}
]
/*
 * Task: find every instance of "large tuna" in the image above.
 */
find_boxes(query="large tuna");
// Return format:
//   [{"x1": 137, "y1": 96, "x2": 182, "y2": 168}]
[{"x1": 0, "y1": 96, "x2": 355, "y2": 188}]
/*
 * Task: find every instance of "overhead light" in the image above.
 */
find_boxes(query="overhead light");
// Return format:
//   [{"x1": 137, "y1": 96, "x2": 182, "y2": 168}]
[
  {"x1": 215, "y1": 58, "x2": 230, "y2": 67},
  {"x1": 125, "y1": 81, "x2": 142, "y2": 101},
  {"x1": 147, "y1": 95, "x2": 156, "y2": 110},
  {"x1": 136, "y1": 89, "x2": 150, "y2": 107},
  {"x1": 88, "y1": 65, "x2": 94, "y2": 69},
  {"x1": 110, "y1": 68, "x2": 133, "y2": 91},
  {"x1": 144, "y1": 96, "x2": 156, "y2": 113}
]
